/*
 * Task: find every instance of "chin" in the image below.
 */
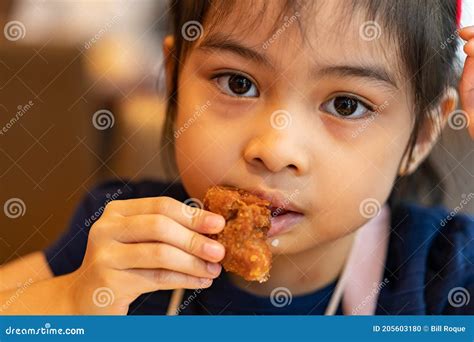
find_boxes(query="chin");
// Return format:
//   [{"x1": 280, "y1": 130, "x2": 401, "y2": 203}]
[{"x1": 267, "y1": 227, "x2": 318, "y2": 255}]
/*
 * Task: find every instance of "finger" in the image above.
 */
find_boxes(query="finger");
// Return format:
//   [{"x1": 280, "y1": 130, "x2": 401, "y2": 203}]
[
  {"x1": 116, "y1": 214, "x2": 225, "y2": 262},
  {"x1": 105, "y1": 197, "x2": 225, "y2": 234},
  {"x1": 112, "y1": 242, "x2": 222, "y2": 279},
  {"x1": 125, "y1": 268, "x2": 213, "y2": 292},
  {"x1": 460, "y1": 26, "x2": 474, "y2": 41},
  {"x1": 459, "y1": 56, "x2": 474, "y2": 138},
  {"x1": 464, "y1": 39, "x2": 474, "y2": 56}
]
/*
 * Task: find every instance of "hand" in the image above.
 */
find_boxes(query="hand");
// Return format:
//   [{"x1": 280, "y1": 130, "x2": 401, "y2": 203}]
[{"x1": 69, "y1": 196, "x2": 226, "y2": 314}]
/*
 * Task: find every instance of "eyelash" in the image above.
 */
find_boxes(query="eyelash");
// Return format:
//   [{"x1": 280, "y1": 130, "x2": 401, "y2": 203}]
[
  {"x1": 211, "y1": 72, "x2": 259, "y2": 98},
  {"x1": 320, "y1": 94, "x2": 376, "y2": 120},
  {"x1": 210, "y1": 72, "x2": 377, "y2": 120}
]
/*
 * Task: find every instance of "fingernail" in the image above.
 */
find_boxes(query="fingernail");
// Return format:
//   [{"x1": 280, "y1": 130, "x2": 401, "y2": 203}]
[
  {"x1": 200, "y1": 278, "x2": 213, "y2": 287},
  {"x1": 204, "y1": 215, "x2": 225, "y2": 229},
  {"x1": 203, "y1": 242, "x2": 224, "y2": 259},
  {"x1": 207, "y1": 262, "x2": 221, "y2": 275}
]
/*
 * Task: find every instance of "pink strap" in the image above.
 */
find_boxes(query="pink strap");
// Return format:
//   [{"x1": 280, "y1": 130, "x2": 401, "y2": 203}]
[{"x1": 341, "y1": 204, "x2": 391, "y2": 315}]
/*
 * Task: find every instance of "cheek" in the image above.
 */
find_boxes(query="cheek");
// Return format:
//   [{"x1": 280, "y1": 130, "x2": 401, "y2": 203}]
[
  {"x1": 309, "y1": 157, "x2": 394, "y2": 242},
  {"x1": 305, "y1": 116, "x2": 410, "y2": 242},
  {"x1": 175, "y1": 66, "x2": 262, "y2": 199},
  {"x1": 174, "y1": 105, "x2": 243, "y2": 200}
]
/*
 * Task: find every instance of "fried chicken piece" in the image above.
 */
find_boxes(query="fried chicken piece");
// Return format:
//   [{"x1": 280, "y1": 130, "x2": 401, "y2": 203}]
[{"x1": 203, "y1": 186, "x2": 272, "y2": 282}]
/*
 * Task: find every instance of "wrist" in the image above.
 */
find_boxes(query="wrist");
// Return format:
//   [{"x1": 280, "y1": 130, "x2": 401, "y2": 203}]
[{"x1": 55, "y1": 272, "x2": 81, "y2": 315}]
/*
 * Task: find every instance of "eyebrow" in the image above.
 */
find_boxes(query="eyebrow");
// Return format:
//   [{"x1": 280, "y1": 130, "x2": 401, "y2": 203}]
[
  {"x1": 315, "y1": 65, "x2": 398, "y2": 90},
  {"x1": 197, "y1": 34, "x2": 399, "y2": 90},
  {"x1": 197, "y1": 34, "x2": 274, "y2": 68}
]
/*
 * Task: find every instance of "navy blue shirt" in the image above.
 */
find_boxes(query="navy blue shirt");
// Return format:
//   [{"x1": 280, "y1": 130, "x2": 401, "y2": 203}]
[{"x1": 44, "y1": 180, "x2": 474, "y2": 315}]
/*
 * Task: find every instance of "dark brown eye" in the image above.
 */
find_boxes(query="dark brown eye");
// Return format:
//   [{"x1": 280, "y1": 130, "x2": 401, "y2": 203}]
[
  {"x1": 321, "y1": 95, "x2": 371, "y2": 119},
  {"x1": 228, "y1": 75, "x2": 252, "y2": 95},
  {"x1": 214, "y1": 73, "x2": 259, "y2": 97},
  {"x1": 334, "y1": 96, "x2": 358, "y2": 116}
]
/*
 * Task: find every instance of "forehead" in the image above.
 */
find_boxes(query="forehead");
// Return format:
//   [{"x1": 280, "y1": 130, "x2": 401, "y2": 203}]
[{"x1": 200, "y1": 0, "x2": 405, "y2": 83}]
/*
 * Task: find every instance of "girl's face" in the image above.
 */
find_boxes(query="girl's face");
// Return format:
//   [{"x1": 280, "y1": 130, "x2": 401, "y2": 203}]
[{"x1": 172, "y1": 1, "x2": 414, "y2": 255}]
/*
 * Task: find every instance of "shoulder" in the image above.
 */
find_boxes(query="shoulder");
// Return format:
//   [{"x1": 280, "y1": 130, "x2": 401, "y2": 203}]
[{"x1": 384, "y1": 199, "x2": 474, "y2": 314}]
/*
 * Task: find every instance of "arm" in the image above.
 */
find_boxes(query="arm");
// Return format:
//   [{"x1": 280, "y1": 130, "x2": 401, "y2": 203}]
[
  {"x1": 0, "y1": 197, "x2": 225, "y2": 315},
  {"x1": 0, "y1": 251, "x2": 53, "y2": 292},
  {"x1": 0, "y1": 251, "x2": 75, "y2": 314},
  {"x1": 0, "y1": 272, "x2": 76, "y2": 315}
]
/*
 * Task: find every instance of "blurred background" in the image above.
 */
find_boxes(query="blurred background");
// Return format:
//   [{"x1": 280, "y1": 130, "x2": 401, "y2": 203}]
[
  {"x1": 0, "y1": 0, "x2": 171, "y2": 264},
  {"x1": 0, "y1": 0, "x2": 473, "y2": 265}
]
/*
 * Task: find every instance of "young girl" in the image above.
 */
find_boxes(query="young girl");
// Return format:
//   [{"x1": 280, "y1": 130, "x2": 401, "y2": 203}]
[{"x1": 1, "y1": 0, "x2": 474, "y2": 315}]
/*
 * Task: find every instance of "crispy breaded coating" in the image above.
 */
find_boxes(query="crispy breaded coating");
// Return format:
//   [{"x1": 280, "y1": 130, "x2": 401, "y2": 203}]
[{"x1": 203, "y1": 186, "x2": 272, "y2": 282}]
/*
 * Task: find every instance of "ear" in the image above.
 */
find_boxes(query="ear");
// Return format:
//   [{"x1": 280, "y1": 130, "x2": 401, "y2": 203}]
[
  {"x1": 162, "y1": 35, "x2": 175, "y2": 94},
  {"x1": 398, "y1": 87, "x2": 458, "y2": 176}
]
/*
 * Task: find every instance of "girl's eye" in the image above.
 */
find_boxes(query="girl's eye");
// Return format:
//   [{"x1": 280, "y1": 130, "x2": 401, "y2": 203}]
[
  {"x1": 213, "y1": 73, "x2": 259, "y2": 97},
  {"x1": 321, "y1": 95, "x2": 374, "y2": 119}
]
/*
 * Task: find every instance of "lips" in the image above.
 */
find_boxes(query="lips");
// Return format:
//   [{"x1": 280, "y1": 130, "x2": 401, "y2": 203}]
[
  {"x1": 245, "y1": 189, "x2": 303, "y2": 214},
  {"x1": 269, "y1": 206, "x2": 290, "y2": 216},
  {"x1": 221, "y1": 184, "x2": 305, "y2": 238},
  {"x1": 243, "y1": 188, "x2": 305, "y2": 238},
  {"x1": 267, "y1": 207, "x2": 304, "y2": 238}
]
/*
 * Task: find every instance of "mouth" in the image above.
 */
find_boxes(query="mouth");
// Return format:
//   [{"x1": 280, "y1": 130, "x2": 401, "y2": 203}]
[
  {"x1": 220, "y1": 184, "x2": 305, "y2": 238},
  {"x1": 269, "y1": 206, "x2": 291, "y2": 217},
  {"x1": 267, "y1": 205, "x2": 304, "y2": 238}
]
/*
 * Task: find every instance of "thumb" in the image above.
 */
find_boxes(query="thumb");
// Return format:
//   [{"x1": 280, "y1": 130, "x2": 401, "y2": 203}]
[{"x1": 459, "y1": 56, "x2": 474, "y2": 139}]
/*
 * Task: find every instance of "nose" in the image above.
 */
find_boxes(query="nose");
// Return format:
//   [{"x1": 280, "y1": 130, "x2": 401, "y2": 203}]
[{"x1": 243, "y1": 113, "x2": 309, "y2": 175}]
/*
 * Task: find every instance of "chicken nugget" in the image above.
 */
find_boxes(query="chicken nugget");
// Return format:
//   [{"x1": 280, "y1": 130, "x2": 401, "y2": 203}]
[{"x1": 203, "y1": 185, "x2": 272, "y2": 282}]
